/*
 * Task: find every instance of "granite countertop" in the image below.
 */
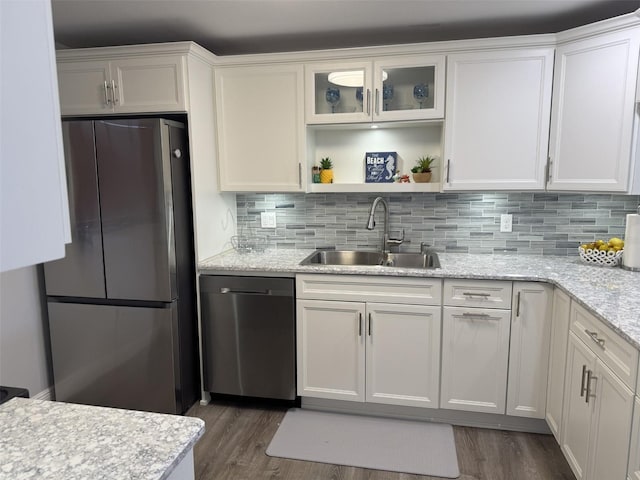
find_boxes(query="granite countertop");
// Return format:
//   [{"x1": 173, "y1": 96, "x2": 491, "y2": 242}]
[
  {"x1": 200, "y1": 248, "x2": 640, "y2": 350},
  {"x1": 0, "y1": 398, "x2": 204, "y2": 480}
]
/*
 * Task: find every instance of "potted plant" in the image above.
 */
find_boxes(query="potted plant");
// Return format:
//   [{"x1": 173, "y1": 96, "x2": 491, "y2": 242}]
[
  {"x1": 411, "y1": 156, "x2": 436, "y2": 183},
  {"x1": 320, "y1": 157, "x2": 334, "y2": 184}
]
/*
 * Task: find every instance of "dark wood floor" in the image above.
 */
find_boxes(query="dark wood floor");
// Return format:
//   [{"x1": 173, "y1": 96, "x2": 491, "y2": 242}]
[{"x1": 186, "y1": 399, "x2": 576, "y2": 480}]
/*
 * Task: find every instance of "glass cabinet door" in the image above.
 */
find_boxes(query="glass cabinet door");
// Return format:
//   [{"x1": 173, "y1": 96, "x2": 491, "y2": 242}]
[
  {"x1": 305, "y1": 61, "x2": 373, "y2": 124},
  {"x1": 373, "y1": 55, "x2": 446, "y2": 121}
]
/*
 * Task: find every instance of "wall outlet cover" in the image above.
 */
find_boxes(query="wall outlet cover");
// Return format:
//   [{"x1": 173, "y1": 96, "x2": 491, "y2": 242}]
[
  {"x1": 261, "y1": 211, "x2": 277, "y2": 228},
  {"x1": 500, "y1": 214, "x2": 513, "y2": 233}
]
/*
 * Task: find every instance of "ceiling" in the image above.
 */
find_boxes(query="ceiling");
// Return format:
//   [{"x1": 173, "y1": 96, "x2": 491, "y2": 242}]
[{"x1": 52, "y1": 0, "x2": 640, "y2": 56}]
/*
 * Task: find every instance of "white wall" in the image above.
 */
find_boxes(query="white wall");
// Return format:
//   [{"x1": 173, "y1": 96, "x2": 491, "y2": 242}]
[{"x1": 0, "y1": 266, "x2": 51, "y2": 396}]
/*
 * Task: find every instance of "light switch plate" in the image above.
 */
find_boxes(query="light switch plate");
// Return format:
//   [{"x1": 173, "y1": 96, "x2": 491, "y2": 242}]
[
  {"x1": 500, "y1": 214, "x2": 513, "y2": 233},
  {"x1": 261, "y1": 211, "x2": 277, "y2": 228}
]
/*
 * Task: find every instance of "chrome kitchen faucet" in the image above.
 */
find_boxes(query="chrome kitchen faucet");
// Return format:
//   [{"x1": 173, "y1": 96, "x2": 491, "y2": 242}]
[{"x1": 366, "y1": 196, "x2": 404, "y2": 254}]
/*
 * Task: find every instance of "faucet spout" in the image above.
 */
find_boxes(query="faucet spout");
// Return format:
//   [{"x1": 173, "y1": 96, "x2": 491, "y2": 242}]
[{"x1": 366, "y1": 196, "x2": 400, "y2": 254}]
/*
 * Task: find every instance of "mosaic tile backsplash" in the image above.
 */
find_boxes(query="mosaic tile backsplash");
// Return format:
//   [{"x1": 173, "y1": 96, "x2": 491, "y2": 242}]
[{"x1": 235, "y1": 193, "x2": 640, "y2": 255}]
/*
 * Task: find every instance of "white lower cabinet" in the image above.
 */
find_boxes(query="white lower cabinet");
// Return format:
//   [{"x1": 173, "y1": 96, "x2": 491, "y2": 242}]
[
  {"x1": 296, "y1": 299, "x2": 441, "y2": 408},
  {"x1": 295, "y1": 275, "x2": 442, "y2": 409},
  {"x1": 441, "y1": 280, "x2": 551, "y2": 417},
  {"x1": 561, "y1": 331, "x2": 635, "y2": 480},
  {"x1": 507, "y1": 282, "x2": 552, "y2": 418},
  {"x1": 629, "y1": 396, "x2": 640, "y2": 480},
  {"x1": 296, "y1": 299, "x2": 365, "y2": 401},
  {"x1": 440, "y1": 306, "x2": 511, "y2": 414},
  {"x1": 365, "y1": 302, "x2": 441, "y2": 408},
  {"x1": 545, "y1": 288, "x2": 571, "y2": 440}
]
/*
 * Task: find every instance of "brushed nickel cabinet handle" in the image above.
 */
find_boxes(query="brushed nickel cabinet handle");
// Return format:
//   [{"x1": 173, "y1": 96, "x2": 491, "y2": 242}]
[
  {"x1": 462, "y1": 292, "x2": 490, "y2": 297},
  {"x1": 358, "y1": 313, "x2": 362, "y2": 337},
  {"x1": 111, "y1": 80, "x2": 118, "y2": 104},
  {"x1": 103, "y1": 81, "x2": 111, "y2": 105},
  {"x1": 585, "y1": 370, "x2": 597, "y2": 404},
  {"x1": 368, "y1": 313, "x2": 372, "y2": 336},
  {"x1": 457, "y1": 312, "x2": 498, "y2": 320},
  {"x1": 446, "y1": 159, "x2": 451, "y2": 183},
  {"x1": 375, "y1": 88, "x2": 380, "y2": 115},
  {"x1": 585, "y1": 329, "x2": 605, "y2": 348},
  {"x1": 580, "y1": 364, "x2": 587, "y2": 397},
  {"x1": 516, "y1": 291, "x2": 521, "y2": 317},
  {"x1": 366, "y1": 89, "x2": 371, "y2": 116}
]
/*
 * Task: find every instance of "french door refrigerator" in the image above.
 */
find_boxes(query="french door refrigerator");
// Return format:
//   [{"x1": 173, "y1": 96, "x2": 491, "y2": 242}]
[{"x1": 44, "y1": 118, "x2": 198, "y2": 415}]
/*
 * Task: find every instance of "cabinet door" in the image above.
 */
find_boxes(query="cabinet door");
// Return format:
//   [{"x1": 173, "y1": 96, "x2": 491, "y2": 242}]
[
  {"x1": 216, "y1": 64, "x2": 305, "y2": 191},
  {"x1": 111, "y1": 56, "x2": 186, "y2": 113},
  {"x1": 546, "y1": 288, "x2": 571, "y2": 440},
  {"x1": 588, "y1": 360, "x2": 634, "y2": 480},
  {"x1": 548, "y1": 28, "x2": 640, "y2": 192},
  {"x1": 441, "y1": 306, "x2": 511, "y2": 414},
  {"x1": 372, "y1": 55, "x2": 445, "y2": 121},
  {"x1": 1, "y1": 0, "x2": 71, "y2": 272},
  {"x1": 57, "y1": 60, "x2": 112, "y2": 115},
  {"x1": 443, "y1": 48, "x2": 553, "y2": 191},
  {"x1": 561, "y1": 333, "x2": 596, "y2": 480},
  {"x1": 296, "y1": 299, "x2": 365, "y2": 402},
  {"x1": 305, "y1": 61, "x2": 373, "y2": 124},
  {"x1": 507, "y1": 282, "x2": 552, "y2": 418},
  {"x1": 365, "y1": 303, "x2": 441, "y2": 408},
  {"x1": 628, "y1": 396, "x2": 640, "y2": 480}
]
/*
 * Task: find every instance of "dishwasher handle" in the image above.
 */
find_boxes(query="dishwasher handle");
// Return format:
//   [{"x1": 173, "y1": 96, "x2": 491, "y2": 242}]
[{"x1": 220, "y1": 287, "x2": 273, "y2": 295}]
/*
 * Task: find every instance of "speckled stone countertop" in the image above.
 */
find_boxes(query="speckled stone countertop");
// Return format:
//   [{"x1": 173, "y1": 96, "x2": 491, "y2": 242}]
[
  {"x1": 200, "y1": 249, "x2": 640, "y2": 350},
  {"x1": 0, "y1": 398, "x2": 204, "y2": 480}
]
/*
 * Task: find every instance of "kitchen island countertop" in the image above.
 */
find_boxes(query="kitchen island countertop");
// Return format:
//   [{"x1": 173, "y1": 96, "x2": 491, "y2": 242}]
[
  {"x1": 200, "y1": 249, "x2": 640, "y2": 351},
  {"x1": 0, "y1": 398, "x2": 204, "y2": 480}
]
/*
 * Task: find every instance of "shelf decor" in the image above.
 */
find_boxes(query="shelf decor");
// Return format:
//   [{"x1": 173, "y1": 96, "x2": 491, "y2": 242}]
[{"x1": 365, "y1": 152, "x2": 397, "y2": 183}]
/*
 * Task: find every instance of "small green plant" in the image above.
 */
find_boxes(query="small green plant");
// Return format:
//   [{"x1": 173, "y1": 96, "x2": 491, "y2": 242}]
[
  {"x1": 411, "y1": 155, "x2": 436, "y2": 173},
  {"x1": 320, "y1": 157, "x2": 333, "y2": 169}
]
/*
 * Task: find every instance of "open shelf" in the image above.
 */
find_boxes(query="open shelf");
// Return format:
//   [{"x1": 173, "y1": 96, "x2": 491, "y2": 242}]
[
  {"x1": 306, "y1": 121, "x2": 443, "y2": 192},
  {"x1": 308, "y1": 182, "x2": 441, "y2": 193}
]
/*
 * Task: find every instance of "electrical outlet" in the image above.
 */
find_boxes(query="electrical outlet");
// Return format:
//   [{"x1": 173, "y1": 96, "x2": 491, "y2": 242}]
[
  {"x1": 500, "y1": 214, "x2": 513, "y2": 233},
  {"x1": 261, "y1": 211, "x2": 276, "y2": 228}
]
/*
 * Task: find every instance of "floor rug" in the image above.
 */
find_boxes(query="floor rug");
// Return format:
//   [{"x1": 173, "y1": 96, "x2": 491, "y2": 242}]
[{"x1": 266, "y1": 408, "x2": 460, "y2": 478}]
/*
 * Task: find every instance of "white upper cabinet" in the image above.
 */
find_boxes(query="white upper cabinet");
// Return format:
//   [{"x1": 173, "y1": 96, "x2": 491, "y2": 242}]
[
  {"x1": 305, "y1": 55, "x2": 445, "y2": 124},
  {"x1": 215, "y1": 64, "x2": 305, "y2": 192},
  {"x1": 57, "y1": 55, "x2": 187, "y2": 115},
  {"x1": 443, "y1": 48, "x2": 554, "y2": 191},
  {"x1": 548, "y1": 26, "x2": 640, "y2": 192},
  {"x1": 1, "y1": 0, "x2": 71, "y2": 272}
]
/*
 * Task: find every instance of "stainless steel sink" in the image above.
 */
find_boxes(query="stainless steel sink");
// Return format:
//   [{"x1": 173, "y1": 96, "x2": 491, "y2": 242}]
[
  {"x1": 384, "y1": 252, "x2": 441, "y2": 269},
  {"x1": 301, "y1": 250, "x2": 384, "y2": 266},
  {"x1": 300, "y1": 250, "x2": 441, "y2": 269}
]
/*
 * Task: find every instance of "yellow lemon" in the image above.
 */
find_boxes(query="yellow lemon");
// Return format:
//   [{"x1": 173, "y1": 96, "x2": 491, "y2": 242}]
[{"x1": 608, "y1": 237, "x2": 624, "y2": 248}]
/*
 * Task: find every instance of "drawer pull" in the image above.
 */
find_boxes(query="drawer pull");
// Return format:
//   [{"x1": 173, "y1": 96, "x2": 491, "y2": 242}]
[
  {"x1": 457, "y1": 312, "x2": 497, "y2": 320},
  {"x1": 585, "y1": 329, "x2": 605, "y2": 348},
  {"x1": 462, "y1": 292, "x2": 491, "y2": 298}
]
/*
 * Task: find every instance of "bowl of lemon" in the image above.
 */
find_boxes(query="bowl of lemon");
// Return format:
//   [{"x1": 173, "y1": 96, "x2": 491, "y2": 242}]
[{"x1": 578, "y1": 237, "x2": 624, "y2": 267}]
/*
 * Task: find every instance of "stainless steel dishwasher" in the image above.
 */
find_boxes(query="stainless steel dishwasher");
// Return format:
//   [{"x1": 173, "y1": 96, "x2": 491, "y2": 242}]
[{"x1": 200, "y1": 275, "x2": 296, "y2": 400}]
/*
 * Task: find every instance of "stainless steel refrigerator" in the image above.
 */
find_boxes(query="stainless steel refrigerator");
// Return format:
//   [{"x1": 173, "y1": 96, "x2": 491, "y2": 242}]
[{"x1": 43, "y1": 118, "x2": 198, "y2": 415}]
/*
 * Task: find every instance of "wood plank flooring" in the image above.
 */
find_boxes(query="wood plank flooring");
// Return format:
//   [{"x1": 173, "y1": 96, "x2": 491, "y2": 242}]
[{"x1": 186, "y1": 399, "x2": 575, "y2": 480}]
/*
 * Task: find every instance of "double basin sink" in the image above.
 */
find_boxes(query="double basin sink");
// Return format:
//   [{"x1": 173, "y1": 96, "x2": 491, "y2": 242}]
[{"x1": 300, "y1": 250, "x2": 441, "y2": 269}]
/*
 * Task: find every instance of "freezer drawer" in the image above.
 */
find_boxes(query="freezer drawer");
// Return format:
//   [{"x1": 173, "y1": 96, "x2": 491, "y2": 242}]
[
  {"x1": 200, "y1": 275, "x2": 296, "y2": 400},
  {"x1": 48, "y1": 301, "x2": 179, "y2": 414}
]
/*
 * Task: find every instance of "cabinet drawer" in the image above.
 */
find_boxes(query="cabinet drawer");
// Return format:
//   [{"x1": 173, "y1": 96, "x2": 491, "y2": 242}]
[
  {"x1": 570, "y1": 302, "x2": 638, "y2": 389},
  {"x1": 296, "y1": 274, "x2": 441, "y2": 305},
  {"x1": 443, "y1": 279, "x2": 512, "y2": 309}
]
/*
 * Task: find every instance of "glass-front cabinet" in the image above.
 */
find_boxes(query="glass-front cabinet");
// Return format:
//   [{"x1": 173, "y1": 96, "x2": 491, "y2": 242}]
[{"x1": 305, "y1": 55, "x2": 445, "y2": 124}]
